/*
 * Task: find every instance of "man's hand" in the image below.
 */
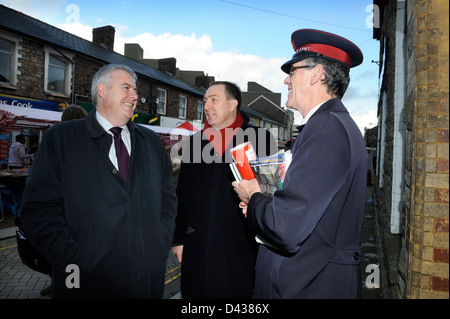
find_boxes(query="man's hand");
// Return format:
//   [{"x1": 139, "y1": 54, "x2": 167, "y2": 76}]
[
  {"x1": 172, "y1": 245, "x2": 183, "y2": 263},
  {"x1": 232, "y1": 179, "x2": 261, "y2": 204},
  {"x1": 239, "y1": 201, "x2": 248, "y2": 218}
]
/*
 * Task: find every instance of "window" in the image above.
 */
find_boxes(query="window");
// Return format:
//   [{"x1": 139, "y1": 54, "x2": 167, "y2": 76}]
[
  {"x1": 0, "y1": 38, "x2": 12, "y2": 83},
  {"x1": 0, "y1": 32, "x2": 20, "y2": 87},
  {"x1": 156, "y1": 88, "x2": 166, "y2": 114},
  {"x1": 44, "y1": 47, "x2": 73, "y2": 96},
  {"x1": 196, "y1": 100, "x2": 203, "y2": 121},
  {"x1": 179, "y1": 95, "x2": 187, "y2": 119},
  {"x1": 47, "y1": 55, "x2": 66, "y2": 93}
]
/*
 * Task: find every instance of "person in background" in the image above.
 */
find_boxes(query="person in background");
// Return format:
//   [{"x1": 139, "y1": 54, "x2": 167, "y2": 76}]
[
  {"x1": 233, "y1": 29, "x2": 368, "y2": 298},
  {"x1": 172, "y1": 81, "x2": 277, "y2": 298},
  {"x1": 6, "y1": 134, "x2": 33, "y2": 216},
  {"x1": 8, "y1": 134, "x2": 33, "y2": 169},
  {"x1": 61, "y1": 104, "x2": 88, "y2": 121},
  {"x1": 21, "y1": 64, "x2": 177, "y2": 298}
]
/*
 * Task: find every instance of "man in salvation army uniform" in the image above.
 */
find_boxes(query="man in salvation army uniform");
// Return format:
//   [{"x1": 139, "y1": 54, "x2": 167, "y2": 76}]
[{"x1": 233, "y1": 29, "x2": 368, "y2": 298}]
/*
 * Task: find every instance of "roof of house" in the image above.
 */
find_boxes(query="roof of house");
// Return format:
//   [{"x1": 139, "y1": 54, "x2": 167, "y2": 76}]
[
  {"x1": 241, "y1": 106, "x2": 286, "y2": 127},
  {"x1": 0, "y1": 5, "x2": 205, "y2": 96}
]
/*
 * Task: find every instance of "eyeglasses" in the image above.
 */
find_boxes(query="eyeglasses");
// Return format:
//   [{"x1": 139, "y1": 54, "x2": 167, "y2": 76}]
[{"x1": 289, "y1": 65, "x2": 313, "y2": 77}]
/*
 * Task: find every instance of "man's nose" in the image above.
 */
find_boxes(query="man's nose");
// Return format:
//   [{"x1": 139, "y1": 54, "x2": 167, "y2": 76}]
[
  {"x1": 284, "y1": 75, "x2": 291, "y2": 85},
  {"x1": 129, "y1": 88, "x2": 138, "y2": 100}
]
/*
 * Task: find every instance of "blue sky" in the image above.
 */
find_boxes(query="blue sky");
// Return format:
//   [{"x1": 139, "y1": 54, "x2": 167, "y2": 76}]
[{"x1": 1, "y1": 0, "x2": 380, "y2": 131}]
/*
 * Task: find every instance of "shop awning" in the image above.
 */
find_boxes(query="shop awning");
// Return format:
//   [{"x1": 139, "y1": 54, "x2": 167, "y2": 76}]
[{"x1": 1, "y1": 103, "x2": 61, "y2": 130}]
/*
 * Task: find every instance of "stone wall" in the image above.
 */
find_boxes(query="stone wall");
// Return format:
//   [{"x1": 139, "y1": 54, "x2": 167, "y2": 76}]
[
  {"x1": 404, "y1": 0, "x2": 449, "y2": 299},
  {"x1": 374, "y1": 0, "x2": 449, "y2": 299}
]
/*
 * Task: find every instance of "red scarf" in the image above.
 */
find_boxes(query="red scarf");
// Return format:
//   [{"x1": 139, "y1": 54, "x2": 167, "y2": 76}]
[{"x1": 203, "y1": 112, "x2": 245, "y2": 156}]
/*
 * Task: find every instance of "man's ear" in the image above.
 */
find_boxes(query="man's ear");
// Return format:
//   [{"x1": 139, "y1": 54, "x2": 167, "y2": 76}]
[
  {"x1": 229, "y1": 99, "x2": 238, "y2": 113},
  {"x1": 310, "y1": 64, "x2": 325, "y2": 85},
  {"x1": 97, "y1": 82, "x2": 107, "y2": 100}
]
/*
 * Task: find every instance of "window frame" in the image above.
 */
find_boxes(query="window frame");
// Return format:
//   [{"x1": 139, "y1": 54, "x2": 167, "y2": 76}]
[
  {"x1": 0, "y1": 32, "x2": 20, "y2": 88},
  {"x1": 196, "y1": 100, "x2": 203, "y2": 121},
  {"x1": 179, "y1": 94, "x2": 187, "y2": 119},
  {"x1": 156, "y1": 88, "x2": 167, "y2": 115},
  {"x1": 44, "y1": 46, "x2": 73, "y2": 97}
]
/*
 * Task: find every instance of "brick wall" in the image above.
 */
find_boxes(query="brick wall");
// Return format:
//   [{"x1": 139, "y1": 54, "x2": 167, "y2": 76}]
[
  {"x1": 162, "y1": 87, "x2": 203, "y2": 121},
  {"x1": 405, "y1": 0, "x2": 449, "y2": 299}
]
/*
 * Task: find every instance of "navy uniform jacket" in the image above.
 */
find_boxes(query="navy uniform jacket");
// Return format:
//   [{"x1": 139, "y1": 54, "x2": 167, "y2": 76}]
[
  {"x1": 21, "y1": 110, "x2": 177, "y2": 298},
  {"x1": 247, "y1": 98, "x2": 367, "y2": 298}
]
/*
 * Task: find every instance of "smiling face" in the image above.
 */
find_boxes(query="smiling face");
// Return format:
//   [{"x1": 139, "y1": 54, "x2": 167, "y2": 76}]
[
  {"x1": 97, "y1": 69, "x2": 138, "y2": 126},
  {"x1": 203, "y1": 84, "x2": 237, "y2": 130}
]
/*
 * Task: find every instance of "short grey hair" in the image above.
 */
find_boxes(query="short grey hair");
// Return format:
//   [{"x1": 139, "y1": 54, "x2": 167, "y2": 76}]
[
  {"x1": 91, "y1": 64, "x2": 137, "y2": 106},
  {"x1": 303, "y1": 57, "x2": 350, "y2": 99}
]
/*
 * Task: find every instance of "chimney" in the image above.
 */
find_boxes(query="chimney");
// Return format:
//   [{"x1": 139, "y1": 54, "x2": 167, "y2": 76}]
[
  {"x1": 124, "y1": 43, "x2": 143, "y2": 60},
  {"x1": 195, "y1": 75, "x2": 215, "y2": 89},
  {"x1": 93, "y1": 26, "x2": 115, "y2": 50},
  {"x1": 158, "y1": 58, "x2": 177, "y2": 76}
]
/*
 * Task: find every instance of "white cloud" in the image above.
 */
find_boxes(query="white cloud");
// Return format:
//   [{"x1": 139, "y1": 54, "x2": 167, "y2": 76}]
[
  {"x1": 58, "y1": 23, "x2": 93, "y2": 41},
  {"x1": 113, "y1": 29, "x2": 287, "y2": 98},
  {"x1": 346, "y1": 100, "x2": 379, "y2": 135}
]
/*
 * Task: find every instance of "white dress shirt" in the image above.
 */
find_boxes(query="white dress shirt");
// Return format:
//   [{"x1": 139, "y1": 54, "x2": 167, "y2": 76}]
[
  {"x1": 298, "y1": 100, "x2": 328, "y2": 126},
  {"x1": 96, "y1": 112, "x2": 131, "y2": 171}
]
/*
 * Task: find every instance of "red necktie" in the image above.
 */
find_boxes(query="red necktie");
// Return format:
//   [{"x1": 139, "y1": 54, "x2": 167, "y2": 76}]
[{"x1": 110, "y1": 127, "x2": 130, "y2": 182}]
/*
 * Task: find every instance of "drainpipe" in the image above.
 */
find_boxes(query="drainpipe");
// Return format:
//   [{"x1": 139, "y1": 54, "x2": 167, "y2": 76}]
[
  {"x1": 390, "y1": 0, "x2": 407, "y2": 234},
  {"x1": 377, "y1": 90, "x2": 387, "y2": 188}
]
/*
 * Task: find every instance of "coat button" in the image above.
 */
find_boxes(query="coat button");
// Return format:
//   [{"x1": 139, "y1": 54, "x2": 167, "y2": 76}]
[
  {"x1": 353, "y1": 252, "x2": 360, "y2": 261},
  {"x1": 112, "y1": 169, "x2": 118, "y2": 175}
]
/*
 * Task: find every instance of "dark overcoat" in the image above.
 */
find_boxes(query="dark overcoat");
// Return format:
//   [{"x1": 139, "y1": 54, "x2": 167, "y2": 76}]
[
  {"x1": 173, "y1": 112, "x2": 276, "y2": 298},
  {"x1": 21, "y1": 110, "x2": 177, "y2": 298},
  {"x1": 247, "y1": 99, "x2": 367, "y2": 298}
]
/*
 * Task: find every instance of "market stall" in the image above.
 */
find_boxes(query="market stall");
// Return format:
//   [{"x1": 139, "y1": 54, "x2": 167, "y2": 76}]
[{"x1": 0, "y1": 103, "x2": 61, "y2": 216}]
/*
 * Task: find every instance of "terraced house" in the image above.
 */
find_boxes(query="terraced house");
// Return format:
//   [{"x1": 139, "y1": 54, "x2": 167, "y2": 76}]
[{"x1": 0, "y1": 5, "x2": 206, "y2": 134}]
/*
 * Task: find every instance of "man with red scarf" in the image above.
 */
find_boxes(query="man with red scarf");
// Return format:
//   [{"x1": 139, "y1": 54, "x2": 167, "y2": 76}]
[{"x1": 172, "y1": 81, "x2": 277, "y2": 298}]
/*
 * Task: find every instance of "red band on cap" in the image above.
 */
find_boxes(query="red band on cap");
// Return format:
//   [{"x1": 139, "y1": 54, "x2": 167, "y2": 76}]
[{"x1": 296, "y1": 43, "x2": 352, "y2": 67}]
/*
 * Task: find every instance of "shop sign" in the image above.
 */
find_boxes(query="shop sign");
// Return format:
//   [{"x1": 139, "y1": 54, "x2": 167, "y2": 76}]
[{"x1": 0, "y1": 93, "x2": 66, "y2": 112}]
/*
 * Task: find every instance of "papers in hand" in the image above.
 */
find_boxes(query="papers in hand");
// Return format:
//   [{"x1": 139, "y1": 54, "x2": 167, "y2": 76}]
[
  {"x1": 229, "y1": 142, "x2": 257, "y2": 180},
  {"x1": 248, "y1": 151, "x2": 292, "y2": 197},
  {"x1": 229, "y1": 142, "x2": 293, "y2": 248}
]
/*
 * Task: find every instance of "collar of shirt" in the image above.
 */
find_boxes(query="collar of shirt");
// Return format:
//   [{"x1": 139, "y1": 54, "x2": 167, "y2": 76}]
[
  {"x1": 298, "y1": 100, "x2": 328, "y2": 126},
  {"x1": 96, "y1": 112, "x2": 131, "y2": 154}
]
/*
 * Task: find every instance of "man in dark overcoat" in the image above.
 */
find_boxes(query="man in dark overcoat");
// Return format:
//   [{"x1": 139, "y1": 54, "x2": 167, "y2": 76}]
[
  {"x1": 172, "y1": 81, "x2": 277, "y2": 298},
  {"x1": 233, "y1": 29, "x2": 368, "y2": 298},
  {"x1": 20, "y1": 64, "x2": 177, "y2": 298}
]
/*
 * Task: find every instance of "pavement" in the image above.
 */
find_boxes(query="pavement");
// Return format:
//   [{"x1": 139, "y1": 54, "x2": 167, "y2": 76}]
[
  {"x1": 0, "y1": 185, "x2": 381, "y2": 299},
  {"x1": 0, "y1": 216, "x2": 181, "y2": 299}
]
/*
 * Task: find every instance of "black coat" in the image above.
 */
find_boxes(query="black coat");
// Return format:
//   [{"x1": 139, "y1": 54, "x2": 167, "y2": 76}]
[
  {"x1": 173, "y1": 112, "x2": 277, "y2": 298},
  {"x1": 21, "y1": 111, "x2": 177, "y2": 298},
  {"x1": 247, "y1": 99, "x2": 367, "y2": 298}
]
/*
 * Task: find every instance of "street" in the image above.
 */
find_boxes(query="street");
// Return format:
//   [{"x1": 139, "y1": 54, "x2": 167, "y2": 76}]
[{"x1": 0, "y1": 222, "x2": 181, "y2": 299}]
